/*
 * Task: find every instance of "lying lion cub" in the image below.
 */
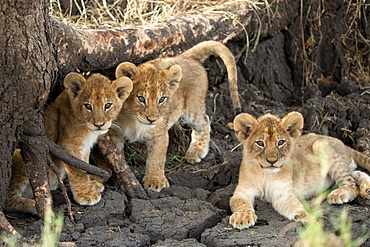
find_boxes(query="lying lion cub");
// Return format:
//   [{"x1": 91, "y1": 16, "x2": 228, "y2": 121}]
[
  {"x1": 229, "y1": 111, "x2": 370, "y2": 229},
  {"x1": 110, "y1": 40, "x2": 241, "y2": 192},
  {"x1": 4, "y1": 69, "x2": 132, "y2": 214}
]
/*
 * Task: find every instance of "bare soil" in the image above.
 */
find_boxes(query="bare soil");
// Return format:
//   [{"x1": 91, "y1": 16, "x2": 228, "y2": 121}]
[{"x1": 4, "y1": 1, "x2": 370, "y2": 246}]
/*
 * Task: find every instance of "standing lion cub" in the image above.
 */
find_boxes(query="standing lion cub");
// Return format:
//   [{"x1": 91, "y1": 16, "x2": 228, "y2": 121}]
[
  {"x1": 110, "y1": 41, "x2": 241, "y2": 192},
  {"x1": 4, "y1": 69, "x2": 133, "y2": 214},
  {"x1": 229, "y1": 111, "x2": 370, "y2": 229}
]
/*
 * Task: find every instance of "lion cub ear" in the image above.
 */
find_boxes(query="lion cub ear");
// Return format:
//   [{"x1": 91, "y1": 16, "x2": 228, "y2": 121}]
[
  {"x1": 167, "y1": 65, "x2": 182, "y2": 89},
  {"x1": 233, "y1": 113, "x2": 257, "y2": 142},
  {"x1": 115, "y1": 62, "x2": 138, "y2": 80},
  {"x1": 64, "y1": 72, "x2": 86, "y2": 98},
  {"x1": 282, "y1": 111, "x2": 304, "y2": 139},
  {"x1": 113, "y1": 76, "x2": 133, "y2": 102}
]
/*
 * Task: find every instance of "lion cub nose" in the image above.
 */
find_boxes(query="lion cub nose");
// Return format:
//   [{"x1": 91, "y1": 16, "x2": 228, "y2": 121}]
[
  {"x1": 266, "y1": 155, "x2": 278, "y2": 165},
  {"x1": 146, "y1": 116, "x2": 156, "y2": 124},
  {"x1": 94, "y1": 122, "x2": 105, "y2": 129}
]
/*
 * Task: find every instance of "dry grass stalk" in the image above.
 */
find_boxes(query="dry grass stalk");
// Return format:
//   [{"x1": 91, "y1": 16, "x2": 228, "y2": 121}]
[{"x1": 49, "y1": 0, "x2": 267, "y2": 29}]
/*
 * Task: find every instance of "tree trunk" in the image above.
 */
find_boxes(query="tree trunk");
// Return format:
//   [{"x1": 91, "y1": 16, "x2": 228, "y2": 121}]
[{"x1": 0, "y1": 0, "x2": 56, "y2": 234}]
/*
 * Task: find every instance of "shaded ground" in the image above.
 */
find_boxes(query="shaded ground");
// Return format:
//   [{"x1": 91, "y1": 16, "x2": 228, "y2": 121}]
[
  {"x1": 4, "y1": 0, "x2": 370, "y2": 246},
  {"x1": 5, "y1": 59, "x2": 370, "y2": 246}
]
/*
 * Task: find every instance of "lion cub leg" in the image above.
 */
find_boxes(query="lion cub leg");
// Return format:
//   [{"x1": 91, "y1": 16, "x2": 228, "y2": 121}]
[
  {"x1": 271, "y1": 189, "x2": 308, "y2": 222},
  {"x1": 312, "y1": 139, "x2": 359, "y2": 204},
  {"x1": 352, "y1": 170, "x2": 370, "y2": 199},
  {"x1": 185, "y1": 114, "x2": 210, "y2": 164},
  {"x1": 326, "y1": 161, "x2": 359, "y2": 204},
  {"x1": 229, "y1": 190, "x2": 258, "y2": 230},
  {"x1": 4, "y1": 150, "x2": 38, "y2": 215},
  {"x1": 142, "y1": 126, "x2": 170, "y2": 192},
  {"x1": 64, "y1": 164, "x2": 104, "y2": 206}
]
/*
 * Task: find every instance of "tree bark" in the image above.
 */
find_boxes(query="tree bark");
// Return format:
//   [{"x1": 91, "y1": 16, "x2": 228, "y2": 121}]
[
  {"x1": 97, "y1": 134, "x2": 148, "y2": 200},
  {"x1": 51, "y1": 5, "x2": 256, "y2": 80},
  {"x1": 0, "y1": 0, "x2": 56, "y2": 234},
  {"x1": 20, "y1": 113, "x2": 53, "y2": 220}
]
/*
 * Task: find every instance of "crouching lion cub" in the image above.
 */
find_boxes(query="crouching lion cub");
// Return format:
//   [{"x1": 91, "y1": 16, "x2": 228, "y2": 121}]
[
  {"x1": 5, "y1": 69, "x2": 133, "y2": 214},
  {"x1": 229, "y1": 111, "x2": 370, "y2": 229},
  {"x1": 110, "y1": 40, "x2": 242, "y2": 192}
]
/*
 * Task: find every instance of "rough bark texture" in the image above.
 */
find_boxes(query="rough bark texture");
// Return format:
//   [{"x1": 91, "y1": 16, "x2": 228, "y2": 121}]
[
  {"x1": 20, "y1": 113, "x2": 53, "y2": 220},
  {"x1": 0, "y1": 0, "x2": 57, "y2": 234},
  {"x1": 50, "y1": 3, "x2": 257, "y2": 91},
  {"x1": 97, "y1": 134, "x2": 148, "y2": 200}
]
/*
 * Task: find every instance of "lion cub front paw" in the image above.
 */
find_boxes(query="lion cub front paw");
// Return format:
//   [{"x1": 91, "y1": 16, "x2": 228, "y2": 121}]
[
  {"x1": 71, "y1": 180, "x2": 104, "y2": 206},
  {"x1": 72, "y1": 189, "x2": 102, "y2": 206},
  {"x1": 294, "y1": 210, "x2": 309, "y2": 222},
  {"x1": 143, "y1": 175, "x2": 169, "y2": 192},
  {"x1": 90, "y1": 179, "x2": 105, "y2": 193},
  {"x1": 229, "y1": 211, "x2": 257, "y2": 230}
]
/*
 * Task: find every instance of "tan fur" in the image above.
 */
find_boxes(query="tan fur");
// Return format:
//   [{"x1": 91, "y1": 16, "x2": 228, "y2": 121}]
[
  {"x1": 110, "y1": 41, "x2": 241, "y2": 192},
  {"x1": 229, "y1": 111, "x2": 370, "y2": 229},
  {"x1": 4, "y1": 71, "x2": 132, "y2": 214}
]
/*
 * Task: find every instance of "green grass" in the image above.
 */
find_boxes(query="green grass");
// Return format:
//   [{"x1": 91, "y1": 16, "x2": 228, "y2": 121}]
[
  {"x1": 1, "y1": 209, "x2": 64, "y2": 247},
  {"x1": 296, "y1": 203, "x2": 368, "y2": 247}
]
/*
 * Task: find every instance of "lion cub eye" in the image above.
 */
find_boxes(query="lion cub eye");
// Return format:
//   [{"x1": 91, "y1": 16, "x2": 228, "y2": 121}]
[
  {"x1": 104, "y1": 103, "x2": 113, "y2": 111},
  {"x1": 277, "y1": 140, "x2": 285, "y2": 147},
  {"x1": 137, "y1": 96, "x2": 146, "y2": 104},
  {"x1": 158, "y1": 97, "x2": 166, "y2": 104},
  {"x1": 256, "y1": 141, "x2": 265, "y2": 147},
  {"x1": 84, "y1": 103, "x2": 92, "y2": 112}
]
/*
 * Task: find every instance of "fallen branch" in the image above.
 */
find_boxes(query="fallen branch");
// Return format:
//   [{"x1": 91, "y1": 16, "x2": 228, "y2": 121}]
[
  {"x1": 48, "y1": 161, "x2": 74, "y2": 223},
  {"x1": 43, "y1": 137, "x2": 110, "y2": 180},
  {"x1": 97, "y1": 134, "x2": 148, "y2": 200}
]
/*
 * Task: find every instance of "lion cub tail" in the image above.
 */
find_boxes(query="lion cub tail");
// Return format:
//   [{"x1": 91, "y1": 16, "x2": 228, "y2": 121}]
[
  {"x1": 181, "y1": 40, "x2": 242, "y2": 115},
  {"x1": 350, "y1": 148, "x2": 370, "y2": 171}
]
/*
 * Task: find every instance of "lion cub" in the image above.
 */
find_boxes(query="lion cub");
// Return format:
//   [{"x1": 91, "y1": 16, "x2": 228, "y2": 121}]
[
  {"x1": 110, "y1": 41, "x2": 241, "y2": 192},
  {"x1": 4, "y1": 69, "x2": 133, "y2": 214},
  {"x1": 229, "y1": 111, "x2": 370, "y2": 229}
]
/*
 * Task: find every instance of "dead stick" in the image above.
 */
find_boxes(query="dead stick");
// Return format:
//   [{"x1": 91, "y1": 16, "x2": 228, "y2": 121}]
[
  {"x1": 43, "y1": 137, "x2": 110, "y2": 180},
  {"x1": 48, "y1": 161, "x2": 74, "y2": 223},
  {"x1": 97, "y1": 134, "x2": 148, "y2": 200}
]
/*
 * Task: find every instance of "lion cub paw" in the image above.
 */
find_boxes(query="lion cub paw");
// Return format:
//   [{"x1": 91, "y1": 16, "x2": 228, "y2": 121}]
[
  {"x1": 71, "y1": 180, "x2": 104, "y2": 206},
  {"x1": 352, "y1": 171, "x2": 370, "y2": 199},
  {"x1": 186, "y1": 146, "x2": 209, "y2": 164},
  {"x1": 143, "y1": 175, "x2": 169, "y2": 192},
  {"x1": 186, "y1": 129, "x2": 210, "y2": 164},
  {"x1": 229, "y1": 211, "x2": 257, "y2": 230},
  {"x1": 359, "y1": 181, "x2": 370, "y2": 199},
  {"x1": 72, "y1": 189, "x2": 102, "y2": 206},
  {"x1": 90, "y1": 180, "x2": 105, "y2": 193},
  {"x1": 327, "y1": 186, "x2": 358, "y2": 204},
  {"x1": 294, "y1": 210, "x2": 309, "y2": 222}
]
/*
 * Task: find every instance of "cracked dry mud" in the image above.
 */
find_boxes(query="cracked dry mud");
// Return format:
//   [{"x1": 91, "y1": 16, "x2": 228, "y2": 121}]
[
  {"x1": 6, "y1": 72, "x2": 370, "y2": 246},
  {"x1": 5, "y1": 13, "x2": 370, "y2": 245}
]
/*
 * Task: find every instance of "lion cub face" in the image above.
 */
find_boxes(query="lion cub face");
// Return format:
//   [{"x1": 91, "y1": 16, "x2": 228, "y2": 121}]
[
  {"x1": 65, "y1": 72, "x2": 133, "y2": 132},
  {"x1": 233, "y1": 112, "x2": 303, "y2": 172},
  {"x1": 115, "y1": 62, "x2": 182, "y2": 125}
]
